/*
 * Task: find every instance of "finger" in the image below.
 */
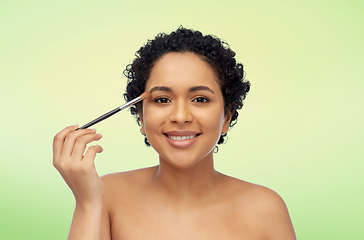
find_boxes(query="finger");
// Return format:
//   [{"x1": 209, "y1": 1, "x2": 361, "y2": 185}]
[
  {"x1": 61, "y1": 128, "x2": 97, "y2": 158},
  {"x1": 83, "y1": 145, "x2": 103, "y2": 164},
  {"x1": 53, "y1": 124, "x2": 79, "y2": 161},
  {"x1": 72, "y1": 133, "x2": 103, "y2": 160}
]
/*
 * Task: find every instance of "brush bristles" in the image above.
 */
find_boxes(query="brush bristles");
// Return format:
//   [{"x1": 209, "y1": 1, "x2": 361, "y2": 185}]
[{"x1": 140, "y1": 92, "x2": 152, "y2": 100}]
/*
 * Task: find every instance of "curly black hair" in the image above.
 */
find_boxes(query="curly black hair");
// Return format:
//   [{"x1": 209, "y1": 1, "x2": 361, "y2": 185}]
[{"x1": 123, "y1": 27, "x2": 250, "y2": 146}]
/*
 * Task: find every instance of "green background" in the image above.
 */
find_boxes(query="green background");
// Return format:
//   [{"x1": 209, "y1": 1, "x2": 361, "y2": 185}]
[{"x1": 1, "y1": 0, "x2": 363, "y2": 239}]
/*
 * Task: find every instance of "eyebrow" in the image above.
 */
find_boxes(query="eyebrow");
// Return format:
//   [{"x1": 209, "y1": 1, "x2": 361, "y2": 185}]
[{"x1": 149, "y1": 85, "x2": 215, "y2": 94}]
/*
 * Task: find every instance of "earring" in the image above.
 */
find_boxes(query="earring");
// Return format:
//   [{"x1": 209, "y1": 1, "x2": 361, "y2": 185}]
[
  {"x1": 140, "y1": 129, "x2": 151, "y2": 146},
  {"x1": 213, "y1": 145, "x2": 219, "y2": 153},
  {"x1": 140, "y1": 128, "x2": 146, "y2": 136},
  {"x1": 144, "y1": 136, "x2": 151, "y2": 146}
]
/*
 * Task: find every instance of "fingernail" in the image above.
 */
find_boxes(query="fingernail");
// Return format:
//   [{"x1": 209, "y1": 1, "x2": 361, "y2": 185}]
[
  {"x1": 73, "y1": 124, "x2": 79, "y2": 128},
  {"x1": 90, "y1": 128, "x2": 96, "y2": 132}
]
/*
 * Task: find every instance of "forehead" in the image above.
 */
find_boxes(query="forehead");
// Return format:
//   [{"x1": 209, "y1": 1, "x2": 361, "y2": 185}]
[{"x1": 145, "y1": 52, "x2": 221, "y2": 90}]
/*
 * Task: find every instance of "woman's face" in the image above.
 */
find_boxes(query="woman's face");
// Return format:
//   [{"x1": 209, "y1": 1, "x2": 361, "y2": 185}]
[{"x1": 140, "y1": 52, "x2": 231, "y2": 169}]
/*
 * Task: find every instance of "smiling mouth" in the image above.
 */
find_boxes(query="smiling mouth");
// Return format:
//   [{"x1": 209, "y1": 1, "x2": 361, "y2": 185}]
[{"x1": 165, "y1": 134, "x2": 201, "y2": 141}]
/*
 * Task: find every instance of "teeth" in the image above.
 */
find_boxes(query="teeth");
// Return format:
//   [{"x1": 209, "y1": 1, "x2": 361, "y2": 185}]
[{"x1": 168, "y1": 135, "x2": 197, "y2": 141}]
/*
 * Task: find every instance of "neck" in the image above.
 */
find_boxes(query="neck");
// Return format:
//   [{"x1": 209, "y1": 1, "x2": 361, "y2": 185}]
[{"x1": 152, "y1": 152, "x2": 222, "y2": 204}]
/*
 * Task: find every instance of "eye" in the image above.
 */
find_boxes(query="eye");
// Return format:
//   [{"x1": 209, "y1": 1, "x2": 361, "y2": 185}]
[
  {"x1": 154, "y1": 97, "x2": 171, "y2": 103},
  {"x1": 192, "y1": 97, "x2": 209, "y2": 103}
]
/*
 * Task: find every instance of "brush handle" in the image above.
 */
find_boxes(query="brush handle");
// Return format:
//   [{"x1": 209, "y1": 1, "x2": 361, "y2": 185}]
[
  {"x1": 77, "y1": 96, "x2": 142, "y2": 130},
  {"x1": 78, "y1": 107, "x2": 121, "y2": 130}
]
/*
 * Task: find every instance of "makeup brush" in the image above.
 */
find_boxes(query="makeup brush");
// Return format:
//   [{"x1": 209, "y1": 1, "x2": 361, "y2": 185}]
[{"x1": 78, "y1": 92, "x2": 151, "y2": 130}]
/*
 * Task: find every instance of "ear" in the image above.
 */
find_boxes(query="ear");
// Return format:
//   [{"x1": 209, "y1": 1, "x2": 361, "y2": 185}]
[
  {"x1": 139, "y1": 110, "x2": 146, "y2": 135},
  {"x1": 222, "y1": 113, "x2": 232, "y2": 134}
]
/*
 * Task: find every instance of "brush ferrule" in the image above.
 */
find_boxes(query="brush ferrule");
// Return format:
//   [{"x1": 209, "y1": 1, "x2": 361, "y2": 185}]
[{"x1": 118, "y1": 96, "x2": 142, "y2": 111}]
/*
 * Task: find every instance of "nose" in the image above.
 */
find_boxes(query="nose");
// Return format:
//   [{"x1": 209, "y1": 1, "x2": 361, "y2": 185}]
[{"x1": 169, "y1": 100, "x2": 193, "y2": 124}]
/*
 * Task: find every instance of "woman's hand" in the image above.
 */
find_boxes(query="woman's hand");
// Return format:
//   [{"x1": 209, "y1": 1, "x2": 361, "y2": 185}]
[{"x1": 53, "y1": 125, "x2": 104, "y2": 206}]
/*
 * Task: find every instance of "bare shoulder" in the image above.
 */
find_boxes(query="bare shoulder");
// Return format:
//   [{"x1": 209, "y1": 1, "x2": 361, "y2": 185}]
[
  {"x1": 99, "y1": 167, "x2": 158, "y2": 239},
  {"x1": 101, "y1": 166, "x2": 157, "y2": 200},
  {"x1": 235, "y1": 180, "x2": 287, "y2": 212},
  {"x1": 222, "y1": 175, "x2": 296, "y2": 240}
]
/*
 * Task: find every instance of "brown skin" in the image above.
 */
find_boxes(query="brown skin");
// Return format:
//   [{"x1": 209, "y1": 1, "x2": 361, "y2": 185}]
[
  {"x1": 100, "y1": 168, "x2": 296, "y2": 240},
  {"x1": 53, "y1": 52, "x2": 296, "y2": 240}
]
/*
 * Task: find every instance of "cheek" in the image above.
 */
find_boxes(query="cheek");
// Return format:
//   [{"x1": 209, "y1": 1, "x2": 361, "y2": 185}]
[
  {"x1": 195, "y1": 107, "x2": 225, "y2": 131},
  {"x1": 143, "y1": 105, "x2": 168, "y2": 132}
]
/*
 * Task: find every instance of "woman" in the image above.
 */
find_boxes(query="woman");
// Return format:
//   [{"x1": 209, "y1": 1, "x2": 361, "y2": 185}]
[{"x1": 53, "y1": 27, "x2": 296, "y2": 240}]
